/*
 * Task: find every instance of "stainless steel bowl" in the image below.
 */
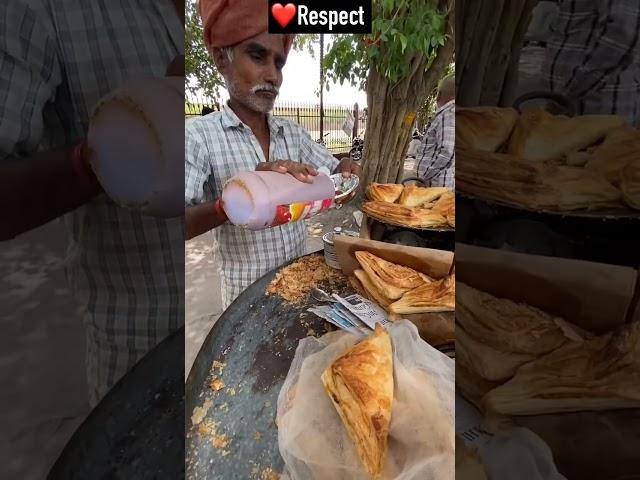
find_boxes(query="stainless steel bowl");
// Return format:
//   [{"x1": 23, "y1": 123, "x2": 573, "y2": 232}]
[{"x1": 330, "y1": 173, "x2": 359, "y2": 207}]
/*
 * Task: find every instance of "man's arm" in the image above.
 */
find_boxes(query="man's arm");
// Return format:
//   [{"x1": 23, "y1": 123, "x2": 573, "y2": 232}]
[
  {"x1": 185, "y1": 200, "x2": 227, "y2": 240},
  {"x1": 1, "y1": 146, "x2": 102, "y2": 240},
  {"x1": 416, "y1": 107, "x2": 455, "y2": 181},
  {"x1": 184, "y1": 121, "x2": 222, "y2": 240},
  {"x1": 0, "y1": 3, "x2": 103, "y2": 240},
  {"x1": 184, "y1": 160, "x2": 328, "y2": 240},
  {"x1": 564, "y1": 0, "x2": 640, "y2": 99}
]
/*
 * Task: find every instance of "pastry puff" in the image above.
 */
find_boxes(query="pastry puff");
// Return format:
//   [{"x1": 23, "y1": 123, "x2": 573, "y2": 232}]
[
  {"x1": 398, "y1": 185, "x2": 449, "y2": 207},
  {"x1": 355, "y1": 251, "x2": 430, "y2": 299},
  {"x1": 456, "y1": 106, "x2": 519, "y2": 153},
  {"x1": 321, "y1": 324, "x2": 394, "y2": 479},
  {"x1": 389, "y1": 275, "x2": 455, "y2": 314},
  {"x1": 367, "y1": 183, "x2": 404, "y2": 203}
]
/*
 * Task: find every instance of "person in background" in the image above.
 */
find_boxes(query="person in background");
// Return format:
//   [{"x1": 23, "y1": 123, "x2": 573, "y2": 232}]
[
  {"x1": 416, "y1": 74, "x2": 455, "y2": 189},
  {"x1": 0, "y1": 1, "x2": 184, "y2": 406},
  {"x1": 543, "y1": 0, "x2": 640, "y2": 125},
  {"x1": 185, "y1": 0, "x2": 359, "y2": 309}
]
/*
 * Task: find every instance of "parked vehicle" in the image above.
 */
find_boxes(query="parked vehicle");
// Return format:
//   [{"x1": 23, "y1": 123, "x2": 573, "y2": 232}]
[
  {"x1": 349, "y1": 136, "x2": 364, "y2": 161},
  {"x1": 316, "y1": 132, "x2": 330, "y2": 147}
]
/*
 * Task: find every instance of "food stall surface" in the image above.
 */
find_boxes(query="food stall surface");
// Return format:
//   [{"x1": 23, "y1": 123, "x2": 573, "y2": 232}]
[
  {"x1": 185, "y1": 252, "x2": 352, "y2": 479},
  {"x1": 48, "y1": 328, "x2": 184, "y2": 479}
]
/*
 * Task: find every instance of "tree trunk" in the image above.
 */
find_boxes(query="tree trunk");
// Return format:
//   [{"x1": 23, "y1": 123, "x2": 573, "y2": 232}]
[
  {"x1": 361, "y1": 1, "x2": 455, "y2": 187},
  {"x1": 457, "y1": 0, "x2": 538, "y2": 107}
]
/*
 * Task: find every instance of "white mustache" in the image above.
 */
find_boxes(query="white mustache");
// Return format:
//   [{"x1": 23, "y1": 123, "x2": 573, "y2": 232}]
[{"x1": 250, "y1": 84, "x2": 279, "y2": 95}]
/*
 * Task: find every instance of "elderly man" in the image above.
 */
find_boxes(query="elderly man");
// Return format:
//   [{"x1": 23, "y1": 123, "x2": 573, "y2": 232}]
[
  {"x1": 416, "y1": 74, "x2": 455, "y2": 189},
  {"x1": 0, "y1": 1, "x2": 184, "y2": 406},
  {"x1": 185, "y1": 0, "x2": 359, "y2": 309},
  {"x1": 543, "y1": 0, "x2": 640, "y2": 125}
]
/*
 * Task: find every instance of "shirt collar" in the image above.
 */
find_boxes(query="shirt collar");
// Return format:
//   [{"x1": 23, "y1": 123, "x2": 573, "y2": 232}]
[
  {"x1": 436, "y1": 99, "x2": 455, "y2": 114},
  {"x1": 221, "y1": 102, "x2": 284, "y2": 136}
]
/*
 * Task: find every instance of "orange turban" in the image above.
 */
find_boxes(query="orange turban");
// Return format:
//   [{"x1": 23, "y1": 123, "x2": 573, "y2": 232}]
[{"x1": 199, "y1": 0, "x2": 294, "y2": 54}]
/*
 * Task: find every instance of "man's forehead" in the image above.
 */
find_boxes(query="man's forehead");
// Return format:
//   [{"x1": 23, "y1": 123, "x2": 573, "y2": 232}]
[{"x1": 236, "y1": 32, "x2": 286, "y2": 55}]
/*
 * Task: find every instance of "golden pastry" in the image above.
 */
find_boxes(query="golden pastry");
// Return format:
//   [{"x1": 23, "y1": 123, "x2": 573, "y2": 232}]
[
  {"x1": 584, "y1": 126, "x2": 640, "y2": 184},
  {"x1": 456, "y1": 323, "x2": 536, "y2": 382},
  {"x1": 362, "y1": 201, "x2": 449, "y2": 228},
  {"x1": 446, "y1": 206, "x2": 455, "y2": 227},
  {"x1": 348, "y1": 275, "x2": 368, "y2": 299},
  {"x1": 456, "y1": 360, "x2": 501, "y2": 409},
  {"x1": 456, "y1": 106, "x2": 519, "y2": 152},
  {"x1": 321, "y1": 324, "x2": 394, "y2": 478},
  {"x1": 484, "y1": 322, "x2": 640, "y2": 415},
  {"x1": 507, "y1": 109, "x2": 626, "y2": 162},
  {"x1": 457, "y1": 148, "x2": 623, "y2": 211},
  {"x1": 366, "y1": 183, "x2": 404, "y2": 203},
  {"x1": 431, "y1": 191, "x2": 455, "y2": 215},
  {"x1": 389, "y1": 275, "x2": 455, "y2": 314},
  {"x1": 620, "y1": 158, "x2": 640, "y2": 210},
  {"x1": 355, "y1": 251, "x2": 429, "y2": 292},
  {"x1": 398, "y1": 185, "x2": 449, "y2": 207},
  {"x1": 353, "y1": 269, "x2": 393, "y2": 308},
  {"x1": 456, "y1": 282, "x2": 585, "y2": 358}
]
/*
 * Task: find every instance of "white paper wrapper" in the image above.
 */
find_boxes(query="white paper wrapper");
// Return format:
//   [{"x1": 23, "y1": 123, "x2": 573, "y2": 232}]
[
  {"x1": 456, "y1": 395, "x2": 567, "y2": 480},
  {"x1": 277, "y1": 320, "x2": 455, "y2": 480},
  {"x1": 479, "y1": 428, "x2": 567, "y2": 480}
]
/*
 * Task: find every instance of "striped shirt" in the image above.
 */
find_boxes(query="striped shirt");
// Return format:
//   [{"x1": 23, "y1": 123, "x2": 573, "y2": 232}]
[
  {"x1": 417, "y1": 100, "x2": 455, "y2": 189},
  {"x1": 0, "y1": 0, "x2": 184, "y2": 406},
  {"x1": 185, "y1": 103, "x2": 338, "y2": 309},
  {"x1": 543, "y1": 0, "x2": 640, "y2": 125}
]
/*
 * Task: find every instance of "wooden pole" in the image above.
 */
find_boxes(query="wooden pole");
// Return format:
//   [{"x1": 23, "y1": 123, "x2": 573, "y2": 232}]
[
  {"x1": 319, "y1": 34, "x2": 325, "y2": 142},
  {"x1": 353, "y1": 102, "x2": 359, "y2": 139}
]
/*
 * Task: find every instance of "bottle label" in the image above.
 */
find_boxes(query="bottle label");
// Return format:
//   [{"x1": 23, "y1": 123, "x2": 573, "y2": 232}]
[{"x1": 272, "y1": 198, "x2": 333, "y2": 226}]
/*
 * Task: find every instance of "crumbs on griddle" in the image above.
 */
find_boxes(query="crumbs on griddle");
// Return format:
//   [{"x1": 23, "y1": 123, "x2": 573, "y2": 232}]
[
  {"x1": 266, "y1": 254, "x2": 346, "y2": 304},
  {"x1": 211, "y1": 360, "x2": 226, "y2": 372},
  {"x1": 209, "y1": 377, "x2": 225, "y2": 392},
  {"x1": 197, "y1": 418, "x2": 230, "y2": 451},
  {"x1": 261, "y1": 467, "x2": 280, "y2": 480},
  {"x1": 191, "y1": 399, "x2": 213, "y2": 426}
]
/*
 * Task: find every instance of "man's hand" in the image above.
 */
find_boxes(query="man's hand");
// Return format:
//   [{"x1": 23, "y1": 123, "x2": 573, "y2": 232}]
[
  {"x1": 256, "y1": 160, "x2": 318, "y2": 184},
  {"x1": 335, "y1": 157, "x2": 361, "y2": 178}
]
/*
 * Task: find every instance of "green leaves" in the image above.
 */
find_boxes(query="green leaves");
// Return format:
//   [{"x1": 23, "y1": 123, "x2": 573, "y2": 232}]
[
  {"x1": 183, "y1": 0, "x2": 453, "y2": 102},
  {"x1": 185, "y1": 0, "x2": 224, "y2": 99},
  {"x1": 324, "y1": 0, "x2": 452, "y2": 88},
  {"x1": 399, "y1": 33, "x2": 407, "y2": 54}
]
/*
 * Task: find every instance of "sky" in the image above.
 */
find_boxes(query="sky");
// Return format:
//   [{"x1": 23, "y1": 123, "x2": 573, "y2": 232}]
[
  {"x1": 279, "y1": 47, "x2": 368, "y2": 106},
  {"x1": 215, "y1": 36, "x2": 368, "y2": 107}
]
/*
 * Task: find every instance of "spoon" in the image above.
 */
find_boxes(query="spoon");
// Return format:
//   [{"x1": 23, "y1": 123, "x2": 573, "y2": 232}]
[{"x1": 311, "y1": 288, "x2": 338, "y2": 303}]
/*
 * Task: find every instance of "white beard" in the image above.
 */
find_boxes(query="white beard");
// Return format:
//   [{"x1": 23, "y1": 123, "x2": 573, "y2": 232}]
[{"x1": 224, "y1": 76, "x2": 277, "y2": 114}]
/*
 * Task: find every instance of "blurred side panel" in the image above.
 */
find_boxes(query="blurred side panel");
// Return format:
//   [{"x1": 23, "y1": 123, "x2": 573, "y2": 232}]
[
  {"x1": 456, "y1": 0, "x2": 640, "y2": 478},
  {"x1": 0, "y1": 1, "x2": 185, "y2": 478}
]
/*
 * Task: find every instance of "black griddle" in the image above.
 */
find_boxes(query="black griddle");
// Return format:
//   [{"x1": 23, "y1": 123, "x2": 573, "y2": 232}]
[
  {"x1": 47, "y1": 328, "x2": 185, "y2": 480},
  {"x1": 185, "y1": 253, "x2": 348, "y2": 479}
]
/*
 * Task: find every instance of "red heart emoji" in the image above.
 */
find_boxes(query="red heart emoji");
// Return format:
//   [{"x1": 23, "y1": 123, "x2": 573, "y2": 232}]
[{"x1": 271, "y1": 3, "x2": 296, "y2": 29}]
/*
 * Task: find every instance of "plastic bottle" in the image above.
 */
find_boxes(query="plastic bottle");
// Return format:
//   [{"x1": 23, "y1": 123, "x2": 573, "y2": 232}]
[
  {"x1": 88, "y1": 77, "x2": 184, "y2": 217},
  {"x1": 221, "y1": 171, "x2": 336, "y2": 230}
]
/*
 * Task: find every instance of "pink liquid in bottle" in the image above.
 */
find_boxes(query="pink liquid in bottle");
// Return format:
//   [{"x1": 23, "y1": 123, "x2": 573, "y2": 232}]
[{"x1": 221, "y1": 171, "x2": 336, "y2": 230}]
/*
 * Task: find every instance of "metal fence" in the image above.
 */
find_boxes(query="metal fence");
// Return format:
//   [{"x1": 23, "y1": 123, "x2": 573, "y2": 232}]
[{"x1": 185, "y1": 93, "x2": 366, "y2": 153}]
